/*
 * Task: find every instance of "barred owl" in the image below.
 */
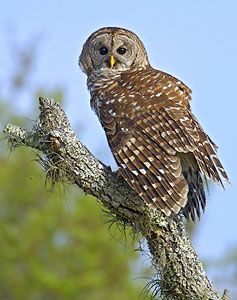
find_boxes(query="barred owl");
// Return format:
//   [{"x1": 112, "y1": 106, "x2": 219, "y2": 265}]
[{"x1": 79, "y1": 27, "x2": 229, "y2": 220}]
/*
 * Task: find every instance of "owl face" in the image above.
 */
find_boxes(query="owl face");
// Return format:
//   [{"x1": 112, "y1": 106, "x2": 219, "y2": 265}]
[{"x1": 79, "y1": 27, "x2": 149, "y2": 75}]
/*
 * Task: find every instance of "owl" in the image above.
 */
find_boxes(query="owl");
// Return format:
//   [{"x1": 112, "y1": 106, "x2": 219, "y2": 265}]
[{"x1": 79, "y1": 27, "x2": 229, "y2": 220}]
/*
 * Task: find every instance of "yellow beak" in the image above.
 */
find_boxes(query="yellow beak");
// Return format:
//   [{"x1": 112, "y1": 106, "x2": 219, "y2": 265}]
[{"x1": 109, "y1": 54, "x2": 116, "y2": 68}]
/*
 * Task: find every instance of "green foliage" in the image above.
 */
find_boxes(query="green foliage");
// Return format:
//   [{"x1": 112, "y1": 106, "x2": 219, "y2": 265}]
[
  {"x1": 0, "y1": 38, "x2": 151, "y2": 299},
  {"x1": 0, "y1": 145, "x2": 149, "y2": 299},
  {"x1": 0, "y1": 91, "x2": 150, "y2": 299}
]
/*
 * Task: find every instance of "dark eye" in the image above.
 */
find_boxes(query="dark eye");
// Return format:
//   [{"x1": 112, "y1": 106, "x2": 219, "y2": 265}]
[
  {"x1": 99, "y1": 46, "x2": 108, "y2": 55},
  {"x1": 117, "y1": 47, "x2": 127, "y2": 55}
]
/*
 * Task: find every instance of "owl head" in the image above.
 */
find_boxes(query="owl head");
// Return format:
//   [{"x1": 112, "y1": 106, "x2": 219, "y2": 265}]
[{"x1": 79, "y1": 27, "x2": 149, "y2": 75}]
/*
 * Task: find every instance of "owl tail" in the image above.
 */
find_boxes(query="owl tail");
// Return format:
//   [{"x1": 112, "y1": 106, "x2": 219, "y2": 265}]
[{"x1": 180, "y1": 154, "x2": 206, "y2": 221}]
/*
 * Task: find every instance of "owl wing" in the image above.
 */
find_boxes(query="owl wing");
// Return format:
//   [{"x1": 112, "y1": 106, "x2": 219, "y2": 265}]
[
  {"x1": 99, "y1": 70, "x2": 229, "y2": 217},
  {"x1": 100, "y1": 106, "x2": 189, "y2": 216},
  {"x1": 131, "y1": 105, "x2": 229, "y2": 219}
]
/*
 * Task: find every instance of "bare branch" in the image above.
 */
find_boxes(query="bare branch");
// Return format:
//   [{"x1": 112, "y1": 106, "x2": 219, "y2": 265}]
[{"x1": 3, "y1": 97, "x2": 227, "y2": 300}]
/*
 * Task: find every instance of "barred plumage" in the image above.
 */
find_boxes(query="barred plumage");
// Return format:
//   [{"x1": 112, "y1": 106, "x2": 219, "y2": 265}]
[{"x1": 79, "y1": 27, "x2": 229, "y2": 220}]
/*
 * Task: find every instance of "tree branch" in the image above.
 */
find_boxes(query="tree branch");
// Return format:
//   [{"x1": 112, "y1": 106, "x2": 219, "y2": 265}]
[{"x1": 3, "y1": 97, "x2": 228, "y2": 300}]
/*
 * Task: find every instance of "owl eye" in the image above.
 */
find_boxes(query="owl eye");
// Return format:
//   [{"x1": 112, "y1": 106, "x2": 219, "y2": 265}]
[
  {"x1": 117, "y1": 47, "x2": 127, "y2": 55},
  {"x1": 99, "y1": 46, "x2": 108, "y2": 55}
]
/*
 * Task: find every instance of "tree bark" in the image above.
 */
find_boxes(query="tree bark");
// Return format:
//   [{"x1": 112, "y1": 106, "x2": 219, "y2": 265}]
[{"x1": 3, "y1": 97, "x2": 228, "y2": 300}]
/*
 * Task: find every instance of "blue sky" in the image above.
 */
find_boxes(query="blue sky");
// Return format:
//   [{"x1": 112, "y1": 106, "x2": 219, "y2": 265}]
[{"x1": 1, "y1": 0, "x2": 236, "y2": 278}]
